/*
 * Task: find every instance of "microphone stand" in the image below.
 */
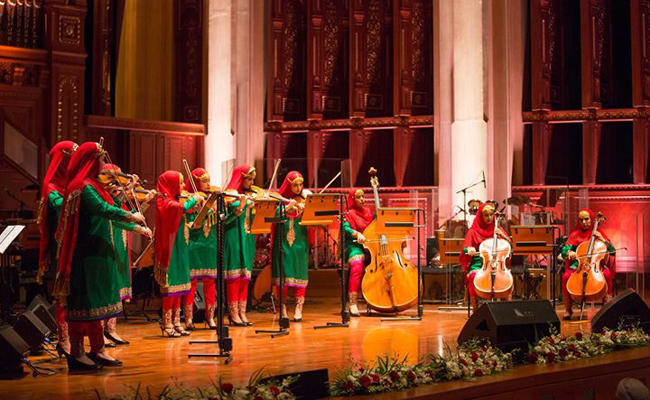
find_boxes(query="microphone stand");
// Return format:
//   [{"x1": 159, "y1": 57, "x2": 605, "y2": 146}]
[{"x1": 455, "y1": 177, "x2": 485, "y2": 226}]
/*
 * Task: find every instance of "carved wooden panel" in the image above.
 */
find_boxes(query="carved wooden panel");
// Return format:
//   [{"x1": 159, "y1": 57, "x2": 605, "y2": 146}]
[
  {"x1": 581, "y1": 0, "x2": 605, "y2": 108},
  {"x1": 531, "y1": 121, "x2": 551, "y2": 185},
  {"x1": 631, "y1": 0, "x2": 650, "y2": 107},
  {"x1": 174, "y1": 0, "x2": 202, "y2": 122},
  {"x1": 530, "y1": 0, "x2": 555, "y2": 110},
  {"x1": 0, "y1": 0, "x2": 44, "y2": 48},
  {"x1": 633, "y1": 115, "x2": 650, "y2": 183},
  {"x1": 90, "y1": 0, "x2": 114, "y2": 116}
]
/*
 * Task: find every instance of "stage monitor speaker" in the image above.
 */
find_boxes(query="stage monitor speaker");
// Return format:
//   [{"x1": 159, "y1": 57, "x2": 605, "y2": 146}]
[
  {"x1": 13, "y1": 310, "x2": 49, "y2": 349},
  {"x1": 27, "y1": 295, "x2": 57, "y2": 334},
  {"x1": 260, "y1": 368, "x2": 329, "y2": 400},
  {"x1": 192, "y1": 281, "x2": 206, "y2": 323},
  {"x1": 591, "y1": 289, "x2": 650, "y2": 333},
  {"x1": 426, "y1": 237, "x2": 438, "y2": 267},
  {"x1": 0, "y1": 326, "x2": 29, "y2": 363},
  {"x1": 457, "y1": 300, "x2": 560, "y2": 355}
]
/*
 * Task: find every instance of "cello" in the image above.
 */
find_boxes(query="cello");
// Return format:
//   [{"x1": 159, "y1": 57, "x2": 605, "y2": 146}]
[
  {"x1": 473, "y1": 211, "x2": 513, "y2": 299},
  {"x1": 360, "y1": 168, "x2": 419, "y2": 313},
  {"x1": 566, "y1": 212, "x2": 608, "y2": 306}
]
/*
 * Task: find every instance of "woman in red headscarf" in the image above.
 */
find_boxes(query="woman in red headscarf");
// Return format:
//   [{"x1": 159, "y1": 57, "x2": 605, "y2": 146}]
[
  {"x1": 37, "y1": 140, "x2": 77, "y2": 357},
  {"x1": 460, "y1": 202, "x2": 511, "y2": 312},
  {"x1": 182, "y1": 167, "x2": 218, "y2": 329},
  {"x1": 271, "y1": 171, "x2": 311, "y2": 321},
  {"x1": 342, "y1": 188, "x2": 374, "y2": 317},
  {"x1": 154, "y1": 170, "x2": 201, "y2": 337},
  {"x1": 54, "y1": 142, "x2": 149, "y2": 371},
  {"x1": 560, "y1": 209, "x2": 616, "y2": 320},
  {"x1": 223, "y1": 165, "x2": 260, "y2": 326}
]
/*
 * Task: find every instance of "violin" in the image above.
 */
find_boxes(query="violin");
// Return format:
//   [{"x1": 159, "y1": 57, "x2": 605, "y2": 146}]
[
  {"x1": 360, "y1": 167, "x2": 419, "y2": 313},
  {"x1": 566, "y1": 212, "x2": 608, "y2": 303},
  {"x1": 473, "y1": 212, "x2": 513, "y2": 299}
]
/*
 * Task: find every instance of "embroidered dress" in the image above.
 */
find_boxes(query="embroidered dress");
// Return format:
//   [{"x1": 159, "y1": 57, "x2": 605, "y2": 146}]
[
  {"x1": 112, "y1": 197, "x2": 136, "y2": 300},
  {"x1": 187, "y1": 210, "x2": 218, "y2": 279},
  {"x1": 159, "y1": 199, "x2": 196, "y2": 296},
  {"x1": 223, "y1": 199, "x2": 255, "y2": 281}
]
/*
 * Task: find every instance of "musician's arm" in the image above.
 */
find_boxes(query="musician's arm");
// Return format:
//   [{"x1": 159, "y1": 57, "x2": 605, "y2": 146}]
[
  {"x1": 606, "y1": 242, "x2": 616, "y2": 256},
  {"x1": 48, "y1": 191, "x2": 64, "y2": 220},
  {"x1": 561, "y1": 244, "x2": 579, "y2": 269}
]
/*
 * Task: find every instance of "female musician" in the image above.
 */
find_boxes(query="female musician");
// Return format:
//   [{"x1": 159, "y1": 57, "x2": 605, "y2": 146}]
[
  {"x1": 271, "y1": 171, "x2": 311, "y2": 321},
  {"x1": 183, "y1": 168, "x2": 218, "y2": 329},
  {"x1": 54, "y1": 142, "x2": 150, "y2": 371},
  {"x1": 342, "y1": 188, "x2": 373, "y2": 317},
  {"x1": 154, "y1": 171, "x2": 201, "y2": 337},
  {"x1": 460, "y1": 202, "x2": 511, "y2": 312},
  {"x1": 223, "y1": 165, "x2": 259, "y2": 326},
  {"x1": 561, "y1": 209, "x2": 616, "y2": 320},
  {"x1": 37, "y1": 140, "x2": 77, "y2": 357}
]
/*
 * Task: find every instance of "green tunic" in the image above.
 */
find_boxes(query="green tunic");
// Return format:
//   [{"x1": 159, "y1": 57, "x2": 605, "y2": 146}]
[
  {"x1": 42, "y1": 191, "x2": 64, "y2": 280},
  {"x1": 462, "y1": 248, "x2": 483, "y2": 273},
  {"x1": 187, "y1": 209, "x2": 218, "y2": 279},
  {"x1": 160, "y1": 197, "x2": 196, "y2": 296},
  {"x1": 66, "y1": 185, "x2": 134, "y2": 321},
  {"x1": 223, "y1": 200, "x2": 256, "y2": 280},
  {"x1": 111, "y1": 198, "x2": 136, "y2": 300},
  {"x1": 342, "y1": 221, "x2": 366, "y2": 261},
  {"x1": 271, "y1": 211, "x2": 309, "y2": 288},
  {"x1": 561, "y1": 243, "x2": 616, "y2": 270}
]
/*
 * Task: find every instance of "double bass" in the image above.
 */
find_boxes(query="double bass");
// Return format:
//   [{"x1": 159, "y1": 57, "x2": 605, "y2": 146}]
[
  {"x1": 473, "y1": 211, "x2": 513, "y2": 299},
  {"x1": 566, "y1": 212, "x2": 608, "y2": 304},
  {"x1": 360, "y1": 168, "x2": 419, "y2": 313}
]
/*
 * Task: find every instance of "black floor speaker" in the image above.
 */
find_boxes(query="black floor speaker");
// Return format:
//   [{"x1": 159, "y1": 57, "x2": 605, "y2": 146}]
[
  {"x1": 0, "y1": 326, "x2": 29, "y2": 364},
  {"x1": 591, "y1": 289, "x2": 650, "y2": 333},
  {"x1": 260, "y1": 368, "x2": 329, "y2": 400},
  {"x1": 13, "y1": 310, "x2": 50, "y2": 349},
  {"x1": 457, "y1": 300, "x2": 560, "y2": 355},
  {"x1": 27, "y1": 295, "x2": 57, "y2": 334}
]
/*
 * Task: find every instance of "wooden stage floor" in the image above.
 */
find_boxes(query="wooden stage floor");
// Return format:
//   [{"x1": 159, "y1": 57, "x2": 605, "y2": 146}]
[{"x1": 3, "y1": 299, "x2": 649, "y2": 400}]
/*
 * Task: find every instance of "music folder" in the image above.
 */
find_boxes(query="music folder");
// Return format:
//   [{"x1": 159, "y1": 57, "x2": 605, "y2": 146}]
[{"x1": 0, "y1": 225, "x2": 25, "y2": 254}]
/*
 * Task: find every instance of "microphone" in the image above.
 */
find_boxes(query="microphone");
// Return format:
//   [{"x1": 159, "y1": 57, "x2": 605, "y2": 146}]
[{"x1": 481, "y1": 171, "x2": 486, "y2": 188}]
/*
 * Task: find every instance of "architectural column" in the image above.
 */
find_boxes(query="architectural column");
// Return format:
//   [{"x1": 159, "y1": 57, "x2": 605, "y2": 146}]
[
  {"x1": 206, "y1": 0, "x2": 234, "y2": 183},
  {"x1": 450, "y1": 0, "x2": 488, "y2": 213}
]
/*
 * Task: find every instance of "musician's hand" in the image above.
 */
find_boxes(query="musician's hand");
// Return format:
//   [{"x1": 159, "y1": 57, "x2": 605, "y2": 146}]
[
  {"x1": 145, "y1": 191, "x2": 156, "y2": 203},
  {"x1": 286, "y1": 199, "x2": 298, "y2": 212},
  {"x1": 567, "y1": 250, "x2": 577, "y2": 260},
  {"x1": 135, "y1": 226, "x2": 153, "y2": 239},
  {"x1": 356, "y1": 232, "x2": 367, "y2": 244},
  {"x1": 593, "y1": 231, "x2": 606, "y2": 243},
  {"x1": 130, "y1": 212, "x2": 146, "y2": 224},
  {"x1": 497, "y1": 231, "x2": 511, "y2": 242},
  {"x1": 467, "y1": 247, "x2": 477, "y2": 256},
  {"x1": 192, "y1": 193, "x2": 205, "y2": 206}
]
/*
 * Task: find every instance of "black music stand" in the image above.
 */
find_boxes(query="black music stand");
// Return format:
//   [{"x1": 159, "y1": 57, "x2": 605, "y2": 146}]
[{"x1": 188, "y1": 193, "x2": 232, "y2": 363}]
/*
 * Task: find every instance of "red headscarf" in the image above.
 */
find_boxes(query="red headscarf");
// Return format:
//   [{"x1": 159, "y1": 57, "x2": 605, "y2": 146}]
[
  {"x1": 154, "y1": 171, "x2": 184, "y2": 287},
  {"x1": 565, "y1": 208, "x2": 614, "y2": 272},
  {"x1": 460, "y1": 202, "x2": 507, "y2": 272},
  {"x1": 37, "y1": 141, "x2": 77, "y2": 283},
  {"x1": 54, "y1": 142, "x2": 114, "y2": 299},
  {"x1": 345, "y1": 188, "x2": 373, "y2": 232},
  {"x1": 277, "y1": 171, "x2": 303, "y2": 200},
  {"x1": 101, "y1": 163, "x2": 129, "y2": 210},
  {"x1": 225, "y1": 165, "x2": 255, "y2": 194},
  {"x1": 184, "y1": 167, "x2": 209, "y2": 193}
]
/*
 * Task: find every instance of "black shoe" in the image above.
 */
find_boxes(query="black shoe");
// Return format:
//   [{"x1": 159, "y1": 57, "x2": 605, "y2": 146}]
[
  {"x1": 185, "y1": 323, "x2": 196, "y2": 331},
  {"x1": 67, "y1": 356, "x2": 102, "y2": 371},
  {"x1": 56, "y1": 343, "x2": 70, "y2": 359},
  {"x1": 227, "y1": 316, "x2": 246, "y2": 327},
  {"x1": 243, "y1": 321, "x2": 253, "y2": 326},
  {"x1": 104, "y1": 331, "x2": 130, "y2": 345},
  {"x1": 87, "y1": 352, "x2": 123, "y2": 367},
  {"x1": 293, "y1": 317, "x2": 302, "y2": 323}
]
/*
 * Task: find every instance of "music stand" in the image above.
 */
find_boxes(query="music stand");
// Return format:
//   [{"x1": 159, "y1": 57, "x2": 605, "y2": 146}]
[
  {"x1": 125, "y1": 240, "x2": 158, "y2": 323},
  {"x1": 436, "y1": 231, "x2": 465, "y2": 301},
  {"x1": 309, "y1": 194, "x2": 349, "y2": 329},
  {"x1": 0, "y1": 225, "x2": 25, "y2": 254},
  {"x1": 511, "y1": 225, "x2": 558, "y2": 307},
  {"x1": 254, "y1": 200, "x2": 291, "y2": 338},
  {"x1": 191, "y1": 191, "x2": 219, "y2": 229}
]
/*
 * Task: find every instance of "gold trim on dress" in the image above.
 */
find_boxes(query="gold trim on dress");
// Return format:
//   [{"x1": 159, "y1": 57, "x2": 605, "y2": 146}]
[
  {"x1": 67, "y1": 301, "x2": 123, "y2": 320},
  {"x1": 287, "y1": 218, "x2": 295, "y2": 247},
  {"x1": 272, "y1": 277, "x2": 308, "y2": 287},
  {"x1": 160, "y1": 282, "x2": 192, "y2": 295},
  {"x1": 190, "y1": 268, "x2": 219, "y2": 279}
]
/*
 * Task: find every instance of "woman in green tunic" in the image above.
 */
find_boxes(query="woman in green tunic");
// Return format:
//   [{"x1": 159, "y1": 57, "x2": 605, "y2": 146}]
[
  {"x1": 271, "y1": 171, "x2": 311, "y2": 322},
  {"x1": 38, "y1": 140, "x2": 77, "y2": 357},
  {"x1": 154, "y1": 170, "x2": 200, "y2": 337},
  {"x1": 182, "y1": 168, "x2": 218, "y2": 329},
  {"x1": 55, "y1": 142, "x2": 149, "y2": 371},
  {"x1": 223, "y1": 165, "x2": 259, "y2": 326}
]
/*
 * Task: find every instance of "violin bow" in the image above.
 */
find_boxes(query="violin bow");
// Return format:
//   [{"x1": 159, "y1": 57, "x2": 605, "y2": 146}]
[
  {"x1": 318, "y1": 171, "x2": 341, "y2": 194},
  {"x1": 182, "y1": 159, "x2": 200, "y2": 194}
]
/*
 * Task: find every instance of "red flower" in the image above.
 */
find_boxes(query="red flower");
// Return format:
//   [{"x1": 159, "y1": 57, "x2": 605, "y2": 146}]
[
  {"x1": 359, "y1": 375, "x2": 372, "y2": 387},
  {"x1": 573, "y1": 351, "x2": 581, "y2": 358},
  {"x1": 575, "y1": 332, "x2": 583, "y2": 340},
  {"x1": 389, "y1": 371, "x2": 401, "y2": 381},
  {"x1": 221, "y1": 383, "x2": 234, "y2": 393},
  {"x1": 357, "y1": 366, "x2": 365, "y2": 373},
  {"x1": 483, "y1": 360, "x2": 491, "y2": 367},
  {"x1": 545, "y1": 352, "x2": 556, "y2": 362},
  {"x1": 370, "y1": 374, "x2": 380, "y2": 383},
  {"x1": 407, "y1": 370, "x2": 416, "y2": 381},
  {"x1": 459, "y1": 358, "x2": 468, "y2": 366},
  {"x1": 528, "y1": 352, "x2": 539, "y2": 363},
  {"x1": 254, "y1": 396, "x2": 264, "y2": 400},
  {"x1": 382, "y1": 379, "x2": 392, "y2": 387},
  {"x1": 342, "y1": 381, "x2": 354, "y2": 391},
  {"x1": 568, "y1": 344, "x2": 576, "y2": 352},
  {"x1": 474, "y1": 368, "x2": 483, "y2": 377},
  {"x1": 548, "y1": 337, "x2": 555, "y2": 344},
  {"x1": 471, "y1": 352, "x2": 479, "y2": 362},
  {"x1": 480, "y1": 346, "x2": 487, "y2": 351},
  {"x1": 269, "y1": 386, "x2": 281, "y2": 396},
  {"x1": 492, "y1": 360, "x2": 497, "y2": 368},
  {"x1": 559, "y1": 349, "x2": 568, "y2": 359}
]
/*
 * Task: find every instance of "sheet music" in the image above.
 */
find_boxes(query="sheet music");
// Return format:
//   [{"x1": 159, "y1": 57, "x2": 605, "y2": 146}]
[{"x1": 0, "y1": 225, "x2": 25, "y2": 254}]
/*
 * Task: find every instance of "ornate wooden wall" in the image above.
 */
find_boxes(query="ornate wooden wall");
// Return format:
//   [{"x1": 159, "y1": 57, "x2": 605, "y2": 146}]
[{"x1": 265, "y1": 0, "x2": 434, "y2": 188}]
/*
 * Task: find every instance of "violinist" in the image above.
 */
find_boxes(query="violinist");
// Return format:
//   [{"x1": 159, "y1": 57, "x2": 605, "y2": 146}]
[
  {"x1": 272, "y1": 171, "x2": 311, "y2": 322},
  {"x1": 154, "y1": 171, "x2": 203, "y2": 338},
  {"x1": 37, "y1": 140, "x2": 77, "y2": 358},
  {"x1": 561, "y1": 209, "x2": 616, "y2": 320},
  {"x1": 342, "y1": 188, "x2": 374, "y2": 317},
  {"x1": 54, "y1": 142, "x2": 150, "y2": 371},
  {"x1": 460, "y1": 202, "x2": 511, "y2": 312},
  {"x1": 183, "y1": 168, "x2": 219, "y2": 330},
  {"x1": 223, "y1": 165, "x2": 259, "y2": 326}
]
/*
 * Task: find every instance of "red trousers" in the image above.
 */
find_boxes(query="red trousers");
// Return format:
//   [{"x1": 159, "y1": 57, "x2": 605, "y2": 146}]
[
  {"x1": 183, "y1": 278, "x2": 216, "y2": 308},
  {"x1": 68, "y1": 320, "x2": 104, "y2": 356},
  {"x1": 54, "y1": 301, "x2": 69, "y2": 344},
  {"x1": 348, "y1": 259, "x2": 364, "y2": 294},
  {"x1": 273, "y1": 285, "x2": 306, "y2": 300},
  {"x1": 226, "y1": 277, "x2": 249, "y2": 303},
  {"x1": 466, "y1": 270, "x2": 478, "y2": 299},
  {"x1": 562, "y1": 267, "x2": 613, "y2": 310},
  {"x1": 162, "y1": 296, "x2": 181, "y2": 311}
]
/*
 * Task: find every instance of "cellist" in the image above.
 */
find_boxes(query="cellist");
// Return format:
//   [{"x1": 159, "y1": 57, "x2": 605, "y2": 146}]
[
  {"x1": 460, "y1": 202, "x2": 511, "y2": 312},
  {"x1": 561, "y1": 209, "x2": 616, "y2": 320}
]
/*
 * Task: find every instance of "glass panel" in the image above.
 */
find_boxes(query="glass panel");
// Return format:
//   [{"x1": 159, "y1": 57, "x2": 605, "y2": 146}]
[{"x1": 3, "y1": 121, "x2": 38, "y2": 179}]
